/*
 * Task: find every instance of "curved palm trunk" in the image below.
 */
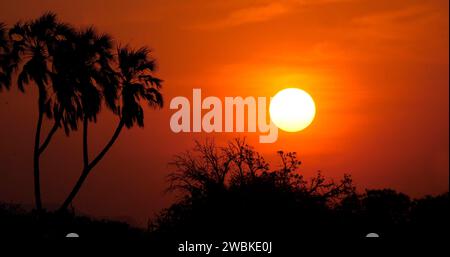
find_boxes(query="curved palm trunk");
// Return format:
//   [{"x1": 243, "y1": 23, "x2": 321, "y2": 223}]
[
  {"x1": 83, "y1": 118, "x2": 89, "y2": 168},
  {"x1": 33, "y1": 95, "x2": 60, "y2": 212},
  {"x1": 59, "y1": 119, "x2": 125, "y2": 211},
  {"x1": 38, "y1": 121, "x2": 59, "y2": 155},
  {"x1": 33, "y1": 100, "x2": 44, "y2": 211}
]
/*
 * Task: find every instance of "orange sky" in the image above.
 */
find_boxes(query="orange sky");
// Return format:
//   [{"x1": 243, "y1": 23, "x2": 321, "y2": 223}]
[{"x1": 0, "y1": 0, "x2": 448, "y2": 226}]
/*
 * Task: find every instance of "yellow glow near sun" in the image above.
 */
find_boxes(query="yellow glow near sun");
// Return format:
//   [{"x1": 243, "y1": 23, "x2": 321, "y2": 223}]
[{"x1": 269, "y1": 88, "x2": 316, "y2": 132}]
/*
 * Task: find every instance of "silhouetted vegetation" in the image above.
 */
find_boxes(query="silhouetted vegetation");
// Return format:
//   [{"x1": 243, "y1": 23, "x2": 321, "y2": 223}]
[
  {"x1": 0, "y1": 12, "x2": 448, "y2": 247},
  {"x1": 0, "y1": 203, "x2": 144, "y2": 239},
  {"x1": 0, "y1": 13, "x2": 163, "y2": 211},
  {"x1": 0, "y1": 139, "x2": 448, "y2": 243},
  {"x1": 149, "y1": 139, "x2": 449, "y2": 240}
]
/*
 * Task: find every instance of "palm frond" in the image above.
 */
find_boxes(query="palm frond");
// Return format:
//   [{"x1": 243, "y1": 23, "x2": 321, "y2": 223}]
[{"x1": 116, "y1": 45, "x2": 163, "y2": 127}]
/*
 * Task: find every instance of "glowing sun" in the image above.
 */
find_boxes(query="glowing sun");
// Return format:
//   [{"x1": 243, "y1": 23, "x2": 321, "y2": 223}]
[{"x1": 269, "y1": 88, "x2": 316, "y2": 132}]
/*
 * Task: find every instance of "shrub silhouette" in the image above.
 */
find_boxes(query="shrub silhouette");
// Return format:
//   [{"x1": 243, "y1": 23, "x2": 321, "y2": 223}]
[{"x1": 0, "y1": 203, "x2": 144, "y2": 239}]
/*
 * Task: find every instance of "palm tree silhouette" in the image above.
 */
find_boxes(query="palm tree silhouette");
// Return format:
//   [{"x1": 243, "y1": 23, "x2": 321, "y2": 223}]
[
  {"x1": 59, "y1": 46, "x2": 163, "y2": 210},
  {"x1": 0, "y1": 22, "x2": 13, "y2": 90},
  {"x1": 51, "y1": 27, "x2": 118, "y2": 157},
  {"x1": 8, "y1": 13, "x2": 73, "y2": 211}
]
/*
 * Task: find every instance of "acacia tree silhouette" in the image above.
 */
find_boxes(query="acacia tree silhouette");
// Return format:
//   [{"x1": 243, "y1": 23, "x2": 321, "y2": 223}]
[
  {"x1": 167, "y1": 138, "x2": 354, "y2": 201},
  {"x1": 6, "y1": 13, "x2": 73, "y2": 211},
  {"x1": 59, "y1": 46, "x2": 163, "y2": 211},
  {"x1": 151, "y1": 138, "x2": 356, "y2": 238}
]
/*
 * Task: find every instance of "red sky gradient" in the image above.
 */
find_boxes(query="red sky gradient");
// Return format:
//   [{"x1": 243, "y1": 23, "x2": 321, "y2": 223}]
[{"x1": 0, "y1": 0, "x2": 448, "y2": 226}]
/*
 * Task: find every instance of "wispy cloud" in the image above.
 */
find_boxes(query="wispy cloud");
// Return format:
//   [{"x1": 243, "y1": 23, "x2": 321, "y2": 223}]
[
  {"x1": 353, "y1": 4, "x2": 434, "y2": 26},
  {"x1": 190, "y1": 2, "x2": 289, "y2": 30},
  {"x1": 187, "y1": 0, "x2": 357, "y2": 30}
]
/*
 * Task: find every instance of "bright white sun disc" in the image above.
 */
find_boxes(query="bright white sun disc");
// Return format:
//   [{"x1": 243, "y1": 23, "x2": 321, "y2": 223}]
[{"x1": 269, "y1": 88, "x2": 316, "y2": 132}]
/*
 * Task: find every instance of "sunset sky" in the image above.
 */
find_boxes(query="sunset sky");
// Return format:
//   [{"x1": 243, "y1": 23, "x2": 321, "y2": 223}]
[{"x1": 0, "y1": 0, "x2": 448, "y2": 226}]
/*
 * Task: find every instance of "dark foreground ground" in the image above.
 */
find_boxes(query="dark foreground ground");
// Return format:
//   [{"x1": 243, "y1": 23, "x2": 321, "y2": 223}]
[{"x1": 1, "y1": 189, "x2": 448, "y2": 256}]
